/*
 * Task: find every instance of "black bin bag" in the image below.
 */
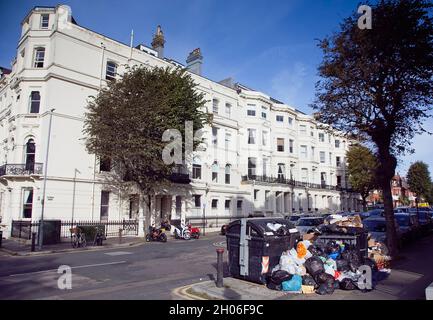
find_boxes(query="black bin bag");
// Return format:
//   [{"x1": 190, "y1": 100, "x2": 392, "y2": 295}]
[{"x1": 305, "y1": 256, "x2": 325, "y2": 276}]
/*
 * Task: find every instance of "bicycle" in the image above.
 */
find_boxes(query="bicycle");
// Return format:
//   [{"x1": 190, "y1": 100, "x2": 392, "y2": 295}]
[{"x1": 70, "y1": 227, "x2": 87, "y2": 248}]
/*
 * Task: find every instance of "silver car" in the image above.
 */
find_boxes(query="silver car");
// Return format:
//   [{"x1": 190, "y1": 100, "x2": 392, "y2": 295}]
[{"x1": 295, "y1": 217, "x2": 324, "y2": 235}]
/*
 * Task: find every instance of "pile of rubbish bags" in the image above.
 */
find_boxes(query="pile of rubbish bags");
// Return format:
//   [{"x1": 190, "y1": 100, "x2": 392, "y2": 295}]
[{"x1": 266, "y1": 214, "x2": 391, "y2": 295}]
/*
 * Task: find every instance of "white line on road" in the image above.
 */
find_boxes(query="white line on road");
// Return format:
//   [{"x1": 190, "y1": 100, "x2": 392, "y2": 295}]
[
  {"x1": 104, "y1": 251, "x2": 133, "y2": 256},
  {"x1": 7, "y1": 261, "x2": 127, "y2": 278}
]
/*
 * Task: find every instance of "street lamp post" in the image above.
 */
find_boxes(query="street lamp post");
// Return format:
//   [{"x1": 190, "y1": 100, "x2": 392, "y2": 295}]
[
  {"x1": 39, "y1": 108, "x2": 55, "y2": 250},
  {"x1": 71, "y1": 168, "x2": 81, "y2": 226}
]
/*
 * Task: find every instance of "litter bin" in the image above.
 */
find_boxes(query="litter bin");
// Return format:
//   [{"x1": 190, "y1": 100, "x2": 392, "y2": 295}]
[
  {"x1": 38, "y1": 220, "x2": 61, "y2": 245},
  {"x1": 226, "y1": 218, "x2": 300, "y2": 284},
  {"x1": 315, "y1": 229, "x2": 368, "y2": 260}
]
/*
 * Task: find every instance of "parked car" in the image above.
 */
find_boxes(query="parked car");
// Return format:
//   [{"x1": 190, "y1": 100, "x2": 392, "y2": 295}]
[
  {"x1": 295, "y1": 217, "x2": 324, "y2": 235},
  {"x1": 394, "y1": 206, "x2": 411, "y2": 214},
  {"x1": 394, "y1": 213, "x2": 420, "y2": 241},
  {"x1": 285, "y1": 214, "x2": 303, "y2": 224},
  {"x1": 363, "y1": 216, "x2": 402, "y2": 246},
  {"x1": 360, "y1": 209, "x2": 384, "y2": 220},
  {"x1": 409, "y1": 208, "x2": 433, "y2": 233}
]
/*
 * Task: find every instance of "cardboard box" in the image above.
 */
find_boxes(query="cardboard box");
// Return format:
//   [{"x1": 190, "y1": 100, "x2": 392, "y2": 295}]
[{"x1": 303, "y1": 233, "x2": 318, "y2": 241}]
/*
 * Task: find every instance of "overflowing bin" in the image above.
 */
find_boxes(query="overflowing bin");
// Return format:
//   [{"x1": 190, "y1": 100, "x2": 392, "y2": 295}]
[{"x1": 226, "y1": 218, "x2": 300, "y2": 284}]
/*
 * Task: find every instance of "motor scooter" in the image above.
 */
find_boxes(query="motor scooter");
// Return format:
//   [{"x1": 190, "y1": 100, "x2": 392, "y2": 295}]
[
  {"x1": 146, "y1": 225, "x2": 167, "y2": 242},
  {"x1": 187, "y1": 223, "x2": 200, "y2": 239},
  {"x1": 171, "y1": 222, "x2": 191, "y2": 240}
]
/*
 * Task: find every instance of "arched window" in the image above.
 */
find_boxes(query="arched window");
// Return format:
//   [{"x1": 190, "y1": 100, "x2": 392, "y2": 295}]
[
  {"x1": 29, "y1": 91, "x2": 40, "y2": 113},
  {"x1": 225, "y1": 164, "x2": 231, "y2": 184},
  {"x1": 192, "y1": 157, "x2": 201, "y2": 180},
  {"x1": 25, "y1": 139, "x2": 36, "y2": 172},
  {"x1": 212, "y1": 161, "x2": 219, "y2": 183}
]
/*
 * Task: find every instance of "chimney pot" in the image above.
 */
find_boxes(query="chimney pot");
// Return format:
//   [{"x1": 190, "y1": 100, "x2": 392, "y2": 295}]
[{"x1": 186, "y1": 48, "x2": 203, "y2": 76}]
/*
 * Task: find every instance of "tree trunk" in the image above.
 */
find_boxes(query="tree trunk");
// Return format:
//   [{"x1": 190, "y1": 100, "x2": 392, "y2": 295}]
[
  {"x1": 374, "y1": 140, "x2": 399, "y2": 258},
  {"x1": 361, "y1": 195, "x2": 368, "y2": 212}
]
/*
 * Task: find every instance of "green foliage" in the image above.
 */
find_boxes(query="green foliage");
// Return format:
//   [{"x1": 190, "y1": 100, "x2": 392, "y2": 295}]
[
  {"x1": 312, "y1": 0, "x2": 433, "y2": 256},
  {"x1": 313, "y1": 0, "x2": 433, "y2": 157},
  {"x1": 407, "y1": 161, "x2": 432, "y2": 199},
  {"x1": 84, "y1": 66, "x2": 211, "y2": 194},
  {"x1": 347, "y1": 145, "x2": 379, "y2": 203}
]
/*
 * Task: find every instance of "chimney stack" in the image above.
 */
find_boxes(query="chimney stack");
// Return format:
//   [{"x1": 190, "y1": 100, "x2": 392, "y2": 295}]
[
  {"x1": 151, "y1": 25, "x2": 165, "y2": 59},
  {"x1": 186, "y1": 48, "x2": 203, "y2": 76}
]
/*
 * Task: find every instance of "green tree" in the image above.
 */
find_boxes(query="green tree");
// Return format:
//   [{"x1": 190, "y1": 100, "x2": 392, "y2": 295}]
[
  {"x1": 312, "y1": 0, "x2": 433, "y2": 257},
  {"x1": 84, "y1": 66, "x2": 210, "y2": 229},
  {"x1": 407, "y1": 161, "x2": 432, "y2": 202},
  {"x1": 347, "y1": 145, "x2": 379, "y2": 211}
]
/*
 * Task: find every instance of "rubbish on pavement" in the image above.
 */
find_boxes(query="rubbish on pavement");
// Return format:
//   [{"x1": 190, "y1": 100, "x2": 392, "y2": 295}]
[
  {"x1": 262, "y1": 216, "x2": 392, "y2": 295},
  {"x1": 281, "y1": 274, "x2": 302, "y2": 292},
  {"x1": 301, "y1": 285, "x2": 315, "y2": 294}
]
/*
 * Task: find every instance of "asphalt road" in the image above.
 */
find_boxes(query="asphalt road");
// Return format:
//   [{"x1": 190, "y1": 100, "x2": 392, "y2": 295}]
[{"x1": 0, "y1": 233, "x2": 227, "y2": 300}]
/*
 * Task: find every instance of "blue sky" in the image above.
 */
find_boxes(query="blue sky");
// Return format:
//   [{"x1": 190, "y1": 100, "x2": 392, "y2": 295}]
[{"x1": 1, "y1": 0, "x2": 431, "y2": 175}]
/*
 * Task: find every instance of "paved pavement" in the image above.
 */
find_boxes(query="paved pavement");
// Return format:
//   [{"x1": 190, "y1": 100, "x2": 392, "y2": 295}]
[
  {"x1": 0, "y1": 233, "x2": 226, "y2": 300},
  {"x1": 0, "y1": 237, "x2": 144, "y2": 256},
  {"x1": 1, "y1": 231, "x2": 432, "y2": 300},
  {"x1": 176, "y1": 232, "x2": 433, "y2": 300}
]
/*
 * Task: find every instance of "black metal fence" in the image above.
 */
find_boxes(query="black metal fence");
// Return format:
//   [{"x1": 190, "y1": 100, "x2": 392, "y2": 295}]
[
  {"x1": 186, "y1": 215, "x2": 248, "y2": 229},
  {"x1": 11, "y1": 219, "x2": 139, "y2": 240}
]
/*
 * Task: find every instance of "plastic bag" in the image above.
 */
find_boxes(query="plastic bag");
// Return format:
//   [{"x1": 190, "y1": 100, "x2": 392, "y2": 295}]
[
  {"x1": 281, "y1": 274, "x2": 302, "y2": 292},
  {"x1": 341, "y1": 249, "x2": 361, "y2": 272},
  {"x1": 267, "y1": 282, "x2": 281, "y2": 291},
  {"x1": 336, "y1": 258, "x2": 350, "y2": 271},
  {"x1": 302, "y1": 275, "x2": 317, "y2": 288},
  {"x1": 339, "y1": 278, "x2": 357, "y2": 290},
  {"x1": 296, "y1": 241, "x2": 312, "y2": 259},
  {"x1": 269, "y1": 270, "x2": 293, "y2": 285},
  {"x1": 267, "y1": 223, "x2": 283, "y2": 232},
  {"x1": 314, "y1": 273, "x2": 336, "y2": 295},
  {"x1": 305, "y1": 257, "x2": 325, "y2": 276}
]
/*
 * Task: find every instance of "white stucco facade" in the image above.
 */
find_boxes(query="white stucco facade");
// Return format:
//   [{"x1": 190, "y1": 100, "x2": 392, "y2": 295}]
[{"x1": 0, "y1": 5, "x2": 360, "y2": 237}]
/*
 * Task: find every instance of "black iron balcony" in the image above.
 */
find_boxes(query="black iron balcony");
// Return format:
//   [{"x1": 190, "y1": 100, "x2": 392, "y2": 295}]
[
  {"x1": 169, "y1": 172, "x2": 191, "y2": 184},
  {"x1": 0, "y1": 163, "x2": 43, "y2": 176},
  {"x1": 241, "y1": 174, "x2": 350, "y2": 192}
]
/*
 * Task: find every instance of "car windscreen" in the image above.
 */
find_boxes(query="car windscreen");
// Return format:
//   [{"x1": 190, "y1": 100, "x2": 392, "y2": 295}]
[
  {"x1": 297, "y1": 218, "x2": 323, "y2": 226},
  {"x1": 363, "y1": 220, "x2": 386, "y2": 232},
  {"x1": 290, "y1": 216, "x2": 301, "y2": 221},
  {"x1": 395, "y1": 215, "x2": 410, "y2": 226}
]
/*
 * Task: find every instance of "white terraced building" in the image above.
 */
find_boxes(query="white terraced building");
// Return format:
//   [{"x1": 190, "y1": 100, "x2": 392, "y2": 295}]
[{"x1": 0, "y1": 5, "x2": 360, "y2": 238}]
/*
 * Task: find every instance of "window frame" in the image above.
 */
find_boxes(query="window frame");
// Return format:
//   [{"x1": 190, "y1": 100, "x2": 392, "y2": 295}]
[
  {"x1": 40, "y1": 14, "x2": 49, "y2": 29},
  {"x1": 29, "y1": 91, "x2": 41, "y2": 113},
  {"x1": 105, "y1": 61, "x2": 118, "y2": 81},
  {"x1": 33, "y1": 47, "x2": 45, "y2": 68}
]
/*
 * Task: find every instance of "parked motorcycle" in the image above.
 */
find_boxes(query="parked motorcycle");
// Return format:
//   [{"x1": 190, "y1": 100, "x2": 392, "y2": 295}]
[
  {"x1": 188, "y1": 223, "x2": 200, "y2": 239},
  {"x1": 172, "y1": 222, "x2": 191, "y2": 240},
  {"x1": 146, "y1": 226, "x2": 167, "y2": 242},
  {"x1": 161, "y1": 219, "x2": 171, "y2": 231}
]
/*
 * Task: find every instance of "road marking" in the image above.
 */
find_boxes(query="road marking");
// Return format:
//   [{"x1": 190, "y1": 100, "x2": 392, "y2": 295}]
[
  {"x1": 7, "y1": 261, "x2": 127, "y2": 277},
  {"x1": 213, "y1": 241, "x2": 226, "y2": 247},
  {"x1": 104, "y1": 251, "x2": 133, "y2": 256}
]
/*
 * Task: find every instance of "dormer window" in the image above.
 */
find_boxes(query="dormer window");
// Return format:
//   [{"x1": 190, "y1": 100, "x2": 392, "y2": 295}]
[
  {"x1": 40, "y1": 14, "x2": 49, "y2": 29},
  {"x1": 106, "y1": 61, "x2": 117, "y2": 80}
]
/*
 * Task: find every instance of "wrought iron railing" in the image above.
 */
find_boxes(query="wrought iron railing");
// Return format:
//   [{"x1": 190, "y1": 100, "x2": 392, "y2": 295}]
[
  {"x1": 0, "y1": 163, "x2": 43, "y2": 176},
  {"x1": 241, "y1": 174, "x2": 352, "y2": 192},
  {"x1": 11, "y1": 219, "x2": 139, "y2": 240}
]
